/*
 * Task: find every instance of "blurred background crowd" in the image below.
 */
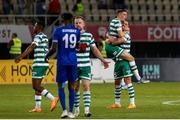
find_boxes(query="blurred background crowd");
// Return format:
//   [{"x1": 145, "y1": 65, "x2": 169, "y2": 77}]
[{"x1": 0, "y1": 0, "x2": 180, "y2": 59}]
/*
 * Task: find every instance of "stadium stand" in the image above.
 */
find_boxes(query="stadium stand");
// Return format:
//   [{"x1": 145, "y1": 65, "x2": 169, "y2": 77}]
[
  {"x1": 0, "y1": 0, "x2": 179, "y2": 24},
  {"x1": 0, "y1": 0, "x2": 180, "y2": 59}
]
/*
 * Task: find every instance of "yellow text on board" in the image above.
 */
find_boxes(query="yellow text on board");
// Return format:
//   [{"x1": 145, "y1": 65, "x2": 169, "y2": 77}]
[{"x1": 0, "y1": 60, "x2": 57, "y2": 84}]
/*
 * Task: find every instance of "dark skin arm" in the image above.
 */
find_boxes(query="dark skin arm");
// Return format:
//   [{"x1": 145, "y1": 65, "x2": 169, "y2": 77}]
[
  {"x1": 15, "y1": 43, "x2": 36, "y2": 63},
  {"x1": 45, "y1": 42, "x2": 58, "y2": 62}
]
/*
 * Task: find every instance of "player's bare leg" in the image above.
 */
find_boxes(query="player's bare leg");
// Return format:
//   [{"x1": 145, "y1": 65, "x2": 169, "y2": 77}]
[
  {"x1": 107, "y1": 79, "x2": 122, "y2": 108},
  {"x1": 121, "y1": 78, "x2": 128, "y2": 89},
  {"x1": 120, "y1": 52, "x2": 150, "y2": 83},
  {"x1": 29, "y1": 79, "x2": 58, "y2": 112},
  {"x1": 124, "y1": 77, "x2": 136, "y2": 109},
  {"x1": 29, "y1": 80, "x2": 43, "y2": 112},
  {"x1": 29, "y1": 90, "x2": 42, "y2": 113},
  {"x1": 74, "y1": 80, "x2": 80, "y2": 117},
  {"x1": 82, "y1": 79, "x2": 91, "y2": 117},
  {"x1": 68, "y1": 81, "x2": 76, "y2": 118}
]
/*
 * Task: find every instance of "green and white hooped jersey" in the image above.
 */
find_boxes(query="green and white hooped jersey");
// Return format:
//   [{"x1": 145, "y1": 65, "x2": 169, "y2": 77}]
[
  {"x1": 109, "y1": 18, "x2": 122, "y2": 38},
  {"x1": 32, "y1": 32, "x2": 49, "y2": 67},
  {"x1": 116, "y1": 32, "x2": 131, "y2": 61},
  {"x1": 77, "y1": 32, "x2": 95, "y2": 67},
  {"x1": 120, "y1": 32, "x2": 131, "y2": 53},
  {"x1": 109, "y1": 18, "x2": 131, "y2": 61}
]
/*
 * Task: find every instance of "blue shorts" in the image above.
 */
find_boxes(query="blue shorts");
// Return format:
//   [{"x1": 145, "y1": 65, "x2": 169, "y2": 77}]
[{"x1": 56, "y1": 65, "x2": 77, "y2": 83}]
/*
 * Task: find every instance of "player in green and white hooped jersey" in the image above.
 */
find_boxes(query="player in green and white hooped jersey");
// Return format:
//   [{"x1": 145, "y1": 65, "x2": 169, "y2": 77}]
[
  {"x1": 111, "y1": 20, "x2": 131, "y2": 89},
  {"x1": 74, "y1": 16, "x2": 109, "y2": 117},
  {"x1": 15, "y1": 21, "x2": 58, "y2": 113},
  {"x1": 106, "y1": 9, "x2": 149, "y2": 84},
  {"x1": 107, "y1": 20, "x2": 136, "y2": 109}
]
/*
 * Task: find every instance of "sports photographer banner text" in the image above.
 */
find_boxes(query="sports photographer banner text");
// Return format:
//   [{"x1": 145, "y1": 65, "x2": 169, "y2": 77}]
[
  {"x1": 0, "y1": 59, "x2": 114, "y2": 84},
  {"x1": 1, "y1": 58, "x2": 179, "y2": 84},
  {"x1": 0, "y1": 25, "x2": 32, "y2": 43},
  {"x1": 0, "y1": 60, "x2": 56, "y2": 84},
  {"x1": 87, "y1": 24, "x2": 180, "y2": 42},
  {"x1": 136, "y1": 58, "x2": 180, "y2": 82}
]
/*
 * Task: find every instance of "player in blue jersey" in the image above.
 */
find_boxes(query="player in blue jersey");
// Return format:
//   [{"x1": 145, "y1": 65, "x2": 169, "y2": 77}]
[{"x1": 46, "y1": 13, "x2": 81, "y2": 119}]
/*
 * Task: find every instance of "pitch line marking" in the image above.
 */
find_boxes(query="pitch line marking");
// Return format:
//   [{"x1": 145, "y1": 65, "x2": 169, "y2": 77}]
[
  {"x1": 146, "y1": 96, "x2": 180, "y2": 98},
  {"x1": 162, "y1": 100, "x2": 180, "y2": 106}
]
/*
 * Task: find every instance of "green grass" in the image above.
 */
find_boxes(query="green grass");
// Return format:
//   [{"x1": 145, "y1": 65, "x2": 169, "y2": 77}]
[{"x1": 0, "y1": 82, "x2": 180, "y2": 119}]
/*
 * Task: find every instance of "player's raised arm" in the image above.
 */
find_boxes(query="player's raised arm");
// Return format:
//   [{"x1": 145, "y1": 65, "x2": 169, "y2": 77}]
[
  {"x1": 91, "y1": 45, "x2": 110, "y2": 69},
  {"x1": 15, "y1": 43, "x2": 36, "y2": 63}
]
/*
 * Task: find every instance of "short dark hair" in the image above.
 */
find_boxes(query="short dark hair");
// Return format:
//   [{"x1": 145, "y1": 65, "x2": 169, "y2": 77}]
[
  {"x1": 116, "y1": 9, "x2": 128, "y2": 14},
  {"x1": 61, "y1": 12, "x2": 73, "y2": 21}
]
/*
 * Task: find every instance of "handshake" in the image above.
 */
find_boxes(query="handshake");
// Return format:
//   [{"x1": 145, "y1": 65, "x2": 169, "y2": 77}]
[{"x1": 77, "y1": 43, "x2": 87, "y2": 52}]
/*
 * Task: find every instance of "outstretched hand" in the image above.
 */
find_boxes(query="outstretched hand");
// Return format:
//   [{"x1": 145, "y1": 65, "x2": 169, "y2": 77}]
[
  {"x1": 102, "y1": 60, "x2": 110, "y2": 69},
  {"x1": 14, "y1": 56, "x2": 21, "y2": 63}
]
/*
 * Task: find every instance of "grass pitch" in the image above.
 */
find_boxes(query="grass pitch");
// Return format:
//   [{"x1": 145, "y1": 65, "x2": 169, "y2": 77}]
[{"x1": 0, "y1": 82, "x2": 180, "y2": 119}]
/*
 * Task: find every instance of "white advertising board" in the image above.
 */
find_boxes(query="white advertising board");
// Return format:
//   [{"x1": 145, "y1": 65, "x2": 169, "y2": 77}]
[
  {"x1": 91, "y1": 58, "x2": 114, "y2": 83},
  {"x1": 0, "y1": 25, "x2": 32, "y2": 43}
]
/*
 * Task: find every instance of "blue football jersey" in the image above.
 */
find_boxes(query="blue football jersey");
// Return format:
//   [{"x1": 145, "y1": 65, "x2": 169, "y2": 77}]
[{"x1": 52, "y1": 25, "x2": 80, "y2": 65}]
